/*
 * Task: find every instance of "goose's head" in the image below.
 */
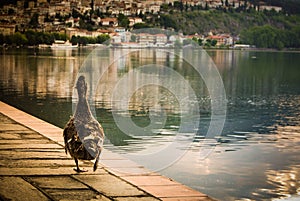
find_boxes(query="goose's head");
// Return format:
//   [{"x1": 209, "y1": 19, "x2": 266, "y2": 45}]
[{"x1": 76, "y1": 75, "x2": 87, "y2": 98}]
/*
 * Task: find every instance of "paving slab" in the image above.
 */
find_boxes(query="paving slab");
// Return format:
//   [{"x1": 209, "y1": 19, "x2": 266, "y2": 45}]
[
  {"x1": 140, "y1": 185, "x2": 208, "y2": 198},
  {"x1": 121, "y1": 175, "x2": 178, "y2": 186},
  {"x1": 44, "y1": 189, "x2": 109, "y2": 201},
  {"x1": 26, "y1": 176, "x2": 90, "y2": 189},
  {"x1": 0, "y1": 150, "x2": 68, "y2": 159},
  {"x1": 0, "y1": 159, "x2": 87, "y2": 168},
  {"x1": 73, "y1": 174, "x2": 146, "y2": 197},
  {"x1": 0, "y1": 176, "x2": 50, "y2": 201},
  {"x1": 0, "y1": 167, "x2": 108, "y2": 176},
  {"x1": 0, "y1": 124, "x2": 30, "y2": 131},
  {"x1": 0, "y1": 139, "x2": 55, "y2": 144},
  {"x1": 0, "y1": 143, "x2": 63, "y2": 149},
  {"x1": 161, "y1": 197, "x2": 216, "y2": 201},
  {"x1": 0, "y1": 101, "x2": 216, "y2": 201},
  {"x1": 0, "y1": 133, "x2": 22, "y2": 139},
  {"x1": 114, "y1": 196, "x2": 160, "y2": 201}
]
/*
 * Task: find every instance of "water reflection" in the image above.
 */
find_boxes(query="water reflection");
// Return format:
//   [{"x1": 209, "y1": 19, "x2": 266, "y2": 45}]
[
  {"x1": 93, "y1": 49, "x2": 207, "y2": 114},
  {"x1": 0, "y1": 48, "x2": 300, "y2": 200},
  {"x1": 264, "y1": 165, "x2": 300, "y2": 198},
  {"x1": 0, "y1": 49, "x2": 79, "y2": 99}
]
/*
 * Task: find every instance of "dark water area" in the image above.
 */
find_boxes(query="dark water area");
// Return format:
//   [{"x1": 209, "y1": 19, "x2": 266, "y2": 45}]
[{"x1": 0, "y1": 48, "x2": 300, "y2": 201}]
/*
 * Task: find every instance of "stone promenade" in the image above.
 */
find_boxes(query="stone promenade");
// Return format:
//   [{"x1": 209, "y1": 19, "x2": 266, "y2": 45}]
[{"x1": 0, "y1": 101, "x2": 216, "y2": 201}]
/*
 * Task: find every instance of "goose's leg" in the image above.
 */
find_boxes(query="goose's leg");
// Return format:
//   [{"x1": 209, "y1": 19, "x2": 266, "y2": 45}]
[
  {"x1": 74, "y1": 158, "x2": 87, "y2": 173},
  {"x1": 93, "y1": 151, "x2": 101, "y2": 172}
]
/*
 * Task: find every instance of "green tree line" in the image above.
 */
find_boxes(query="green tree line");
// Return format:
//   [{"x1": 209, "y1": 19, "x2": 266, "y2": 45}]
[
  {"x1": 0, "y1": 30, "x2": 67, "y2": 46},
  {"x1": 0, "y1": 30, "x2": 110, "y2": 47},
  {"x1": 240, "y1": 25, "x2": 300, "y2": 49},
  {"x1": 70, "y1": 35, "x2": 110, "y2": 46}
]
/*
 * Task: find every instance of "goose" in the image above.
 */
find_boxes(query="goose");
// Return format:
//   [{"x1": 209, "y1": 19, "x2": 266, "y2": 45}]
[{"x1": 63, "y1": 75, "x2": 105, "y2": 172}]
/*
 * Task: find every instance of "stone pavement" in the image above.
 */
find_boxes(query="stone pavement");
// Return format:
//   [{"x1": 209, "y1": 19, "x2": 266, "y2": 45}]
[{"x1": 0, "y1": 101, "x2": 216, "y2": 201}]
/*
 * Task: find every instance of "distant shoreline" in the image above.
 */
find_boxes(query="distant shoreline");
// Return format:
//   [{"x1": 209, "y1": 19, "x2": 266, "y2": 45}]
[{"x1": 1, "y1": 45, "x2": 300, "y2": 53}]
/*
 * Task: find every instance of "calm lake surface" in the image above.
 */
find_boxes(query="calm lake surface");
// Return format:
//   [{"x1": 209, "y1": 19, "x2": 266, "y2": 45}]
[{"x1": 0, "y1": 47, "x2": 300, "y2": 201}]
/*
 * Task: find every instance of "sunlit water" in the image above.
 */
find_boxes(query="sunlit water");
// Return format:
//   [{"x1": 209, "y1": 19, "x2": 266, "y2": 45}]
[{"x1": 0, "y1": 48, "x2": 300, "y2": 201}]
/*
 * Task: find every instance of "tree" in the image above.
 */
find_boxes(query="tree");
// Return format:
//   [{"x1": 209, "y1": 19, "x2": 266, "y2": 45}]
[
  {"x1": 180, "y1": 1, "x2": 184, "y2": 11},
  {"x1": 159, "y1": 15, "x2": 178, "y2": 30},
  {"x1": 0, "y1": 34, "x2": 4, "y2": 45},
  {"x1": 117, "y1": 14, "x2": 129, "y2": 28},
  {"x1": 211, "y1": 39, "x2": 217, "y2": 46},
  {"x1": 43, "y1": 32, "x2": 55, "y2": 44},
  {"x1": 25, "y1": 30, "x2": 38, "y2": 46},
  {"x1": 86, "y1": 23, "x2": 94, "y2": 31},
  {"x1": 8, "y1": 8, "x2": 15, "y2": 15},
  {"x1": 66, "y1": 22, "x2": 72, "y2": 27},
  {"x1": 130, "y1": 34, "x2": 137, "y2": 42},
  {"x1": 71, "y1": 36, "x2": 79, "y2": 45},
  {"x1": 96, "y1": 34, "x2": 110, "y2": 44},
  {"x1": 11, "y1": 32, "x2": 28, "y2": 45},
  {"x1": 161, "y1": 3, "x2": 169, "y2": 12},
  {"x1": 45, "y1": 12, "x2": 54, "y2": 22},
  {"x1": 225, "y1": 0, "x2": 229, "y2": 7},
  {"x1": 29, "y1": 13, "x2": 39, "y2": 28},
  {"x1": 192, "y1": 37, "x2": 198, "y2": 43},
  {"x1": 90, "y1": 0, "x2": 94, "y2": 11},
  {"x1": 53, "y1": 33, "x2": 67, "y2": 41},
  {"x1": 133, "y1": 23, "x2": 150, "y2": 29},
  {"x1": 205, "y1": 39, "x2": 212, "y2": 47},
  {"x1": 4, "y1": 35, "x2": 12, "y2": 45},
  {"x1": 205, "y1": 2, "x2": 209, "y2": 10},
  {"x1": 198, "y1": 38, "x2": 203, "y2": 46},
  {"x1": 239, "y1": 25, "x2": 291, "y2": 49},
  {"x1": 183, "y1": 39, "x2": 193, "y2": 46},
  {"x1": 174, "y1": 39, "x2": 182, "y2": 48},
  {"x1": 72, "y1": 9, "x2": 82, "y2": 18},
  {"x1": 78, "y1": 37, "x2": 88, "y2": 46},
  {"x1": 96, "y1": 8, "x2": 104, "y2": 17}
]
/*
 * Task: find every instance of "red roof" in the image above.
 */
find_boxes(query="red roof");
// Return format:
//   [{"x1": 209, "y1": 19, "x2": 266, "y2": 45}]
[{"x1": 101, "y1": 18, "x2": 117, "y2": 22}]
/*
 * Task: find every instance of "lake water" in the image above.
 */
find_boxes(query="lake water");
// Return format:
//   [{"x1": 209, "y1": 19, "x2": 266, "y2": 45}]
[{"x1": 0, "y1": 47, "x2": 299, "y2": 201}]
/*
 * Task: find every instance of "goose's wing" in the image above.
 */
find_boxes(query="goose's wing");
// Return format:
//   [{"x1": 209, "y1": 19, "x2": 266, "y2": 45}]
[
  {"x1": 63, "y1": 117, "x2": 83, "y2": 156},
  {"x1": 63, "y1": 117, "x2": 75, "y2": 154},
  {"x1": 78, "y1": 119, "x2": 104, "y2": 159},
  {"x1": 63, "y1": 128, "x2": 69, "y2": 154}
]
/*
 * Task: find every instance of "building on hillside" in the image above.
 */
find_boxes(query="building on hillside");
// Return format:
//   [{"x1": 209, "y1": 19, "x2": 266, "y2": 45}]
[
  {"x1": 185, "y1": 33, "x2": 204, "y2": 40},
  {"x1": 66, "y1": 27, "x2": 110, "y2": 39},
  {"x1": 111, "y1": 33, "x2": 122, "y2": 43},
  {"x1": 128, "y1": 17, "x2": 143, "y2": 27},
  {"x1": 147, "y1": 4, "x2": 161, "y2": 14},
  {"x1": 169, "y1": 34, "x2": 185, "y2": 44},
  {"x1": 0, "y1": 24, "x2": 16, "y2": 36},
  {"x1": 100, "y1": 18, "x2": 118, "y2": 27},
  {"x1": 136, "y1": 33, "x2": 155, "y2": 46},
  {"x1": 206, "y1": 34, "x2": 233, "y2": 46},
  {"x1": 259, "y1": 5, "x2": 282, "y2": 12},
  {"x1": 155, "y1": 34, "x2": 168, "y2": 46},
  {"x1": 134, "y1": 33, "x2": 169, "y2": 47}
]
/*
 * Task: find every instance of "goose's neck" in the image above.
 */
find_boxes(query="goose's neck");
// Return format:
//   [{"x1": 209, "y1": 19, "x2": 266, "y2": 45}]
[{"x1": 74, "y1": 94, "x2": 92, "y2": 121}]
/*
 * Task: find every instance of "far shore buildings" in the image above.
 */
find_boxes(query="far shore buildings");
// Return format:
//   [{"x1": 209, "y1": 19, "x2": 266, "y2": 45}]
[
  {"x1": 110, "y1": 31, "x2": 233, "y2": 48},
  {"x1": 0, "y1": 24, "x2": 16, "y2": 35},
  {"x1": 206, "y1": 34, "x2": 233, "y2": 46},
  {"x1": 65, "y1": 27, "x2": 114, "y2": 38},
  {"x1": 0, "y1": 0, "x2": 281, "y2": 48}
]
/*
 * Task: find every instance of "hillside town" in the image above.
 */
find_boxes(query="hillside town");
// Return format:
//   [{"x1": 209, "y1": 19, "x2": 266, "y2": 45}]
[{"x1": 0, "y1": 0, "x2": 284, "y2": 48}]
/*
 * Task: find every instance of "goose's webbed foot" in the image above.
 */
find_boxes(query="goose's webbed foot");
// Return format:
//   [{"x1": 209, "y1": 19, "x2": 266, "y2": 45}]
[
  {"x1": 74, "y1": 158, "x2": 88, "y2": 173},
  {"x1": 73, "y1": 167, "x2": 88, "y2": 173}
]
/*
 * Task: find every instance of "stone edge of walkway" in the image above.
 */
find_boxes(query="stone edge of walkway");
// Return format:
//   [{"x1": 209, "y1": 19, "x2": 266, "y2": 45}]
[{"x1": 0, "y1": 101, "x2": 217, "y2": 201}]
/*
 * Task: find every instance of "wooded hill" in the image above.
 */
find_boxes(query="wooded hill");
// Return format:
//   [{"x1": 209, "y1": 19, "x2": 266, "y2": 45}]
[{"x1": 156, "y1": 8, "x2": 300, "y2": 48}]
